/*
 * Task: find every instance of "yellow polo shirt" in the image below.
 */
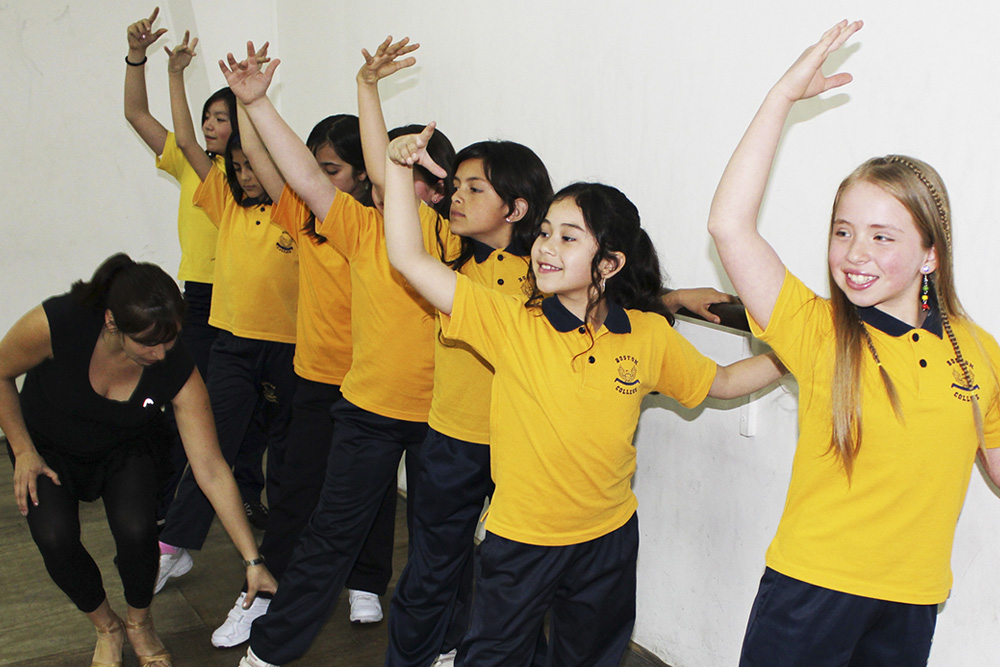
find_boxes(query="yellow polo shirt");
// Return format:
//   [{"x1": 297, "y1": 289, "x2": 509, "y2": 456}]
[
  {"x1": 428, "y1": 241, "x2": 533, "y2": 444},
  {"x1": 318, "y1": 191, "x2": 459, "y2": 421},
  {"x1": 195, "y1": 166, "x2": 298, "y2": 344},
  {"x1": 156, "y1": 132, "x2": 223, "y2": 283},
  {"x1": 272, "y1": 185, "x2": 352, "y2": 385},
  {"x1": 750, "y1": 270, "x2": 1000, "y2": 604},
  {"x1": 442, "y1": 274, "x2": 718, "y2": 546}
]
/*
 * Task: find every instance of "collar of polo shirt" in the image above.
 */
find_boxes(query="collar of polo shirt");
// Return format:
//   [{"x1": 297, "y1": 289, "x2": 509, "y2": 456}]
[
  {"x1": 858, "y1": 295, "x2": 943, "y2": 338},
  {"x1": 470, "y1": 238, "x2": 530, "y2": 263},
  {"x1": 541, "y1": 296, "x2": 632, "y2": 334}
]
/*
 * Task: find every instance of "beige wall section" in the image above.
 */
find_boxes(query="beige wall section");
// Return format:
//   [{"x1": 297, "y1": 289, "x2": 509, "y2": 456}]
[{"x1": 4, "y1": 2, "x2": 1000, "y2": 665}]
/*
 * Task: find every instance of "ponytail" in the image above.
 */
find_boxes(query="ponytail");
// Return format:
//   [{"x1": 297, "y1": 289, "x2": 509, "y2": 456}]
[{"x1": 71, "y1": 253, "x2": 185, "y2": 345}]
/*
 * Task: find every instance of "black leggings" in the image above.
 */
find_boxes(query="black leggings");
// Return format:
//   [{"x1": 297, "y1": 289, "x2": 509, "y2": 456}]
[{"x1": 25, "y1": 451, "x2": 160, "y2": 612}]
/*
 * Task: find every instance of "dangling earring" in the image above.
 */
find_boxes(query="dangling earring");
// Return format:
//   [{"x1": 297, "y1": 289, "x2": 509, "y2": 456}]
[{"x1": 920, "y1": 268, "x2": 930, "y2": 312}]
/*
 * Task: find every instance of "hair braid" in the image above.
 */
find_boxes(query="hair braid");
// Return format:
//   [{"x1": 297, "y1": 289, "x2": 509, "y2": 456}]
[
  {"x1": 860, "y1": 322, "x2": 902, "y2": 421},
  {"x1": 886, "y1": 156, "x2": 951, "y2": 249},
  {"x1": 887, "y1": 158, "x2": 986, "y2": 460},
  {"x1": 937, "y1": 286, "x2": 986, "y2": 463}
]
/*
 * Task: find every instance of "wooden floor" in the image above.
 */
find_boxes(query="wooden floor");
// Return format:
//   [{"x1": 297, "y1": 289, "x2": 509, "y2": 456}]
[{"x1": 0, "y1": 451, "x2": 664, "y2": 666}]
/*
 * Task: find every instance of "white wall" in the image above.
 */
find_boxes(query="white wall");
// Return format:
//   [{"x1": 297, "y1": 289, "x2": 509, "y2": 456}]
[{"x1": 5, "y1": 2, "x2": 1000, "y2": 665}]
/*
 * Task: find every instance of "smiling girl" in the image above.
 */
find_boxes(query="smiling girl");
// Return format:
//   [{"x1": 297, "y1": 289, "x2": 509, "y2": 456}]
[
  {"x1": 707, "y1": 21, "x2": 1000, "y2": 666},
  {"x1": 220, "y1": 39, "x2": 466, "y2": 667},
  {"x1": 383, "y1": 124, "x2": 784, "y2": 666}
]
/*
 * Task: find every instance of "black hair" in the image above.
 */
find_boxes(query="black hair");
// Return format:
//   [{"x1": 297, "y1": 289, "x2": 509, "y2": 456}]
[
  {"x1": 448, "y1": 141, "x2": 553, "y2": 272},
  {"x1": 388, "y1": 124, "x2": 456, "y2": 219},
  {"x1": 225, "y1": 132, "x2": 273, "y2": 208},
  {"x1": 303, "y1": 114, "x2": 373, "y2": 243},
  {"x1": 71, "y1": 253, "x2": 186, "y2": 345},
  {"x1": 526, "y1": 182, "x2": 674, "y2": 327},
  {"x1": 202, "y1": 87, "x2": 238, "y2": 158}
]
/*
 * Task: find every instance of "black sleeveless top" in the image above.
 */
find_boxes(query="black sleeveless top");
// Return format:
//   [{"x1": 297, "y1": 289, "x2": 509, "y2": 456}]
[{"x1": 16, "y1": 294, "x2": 194, "y2": 498}]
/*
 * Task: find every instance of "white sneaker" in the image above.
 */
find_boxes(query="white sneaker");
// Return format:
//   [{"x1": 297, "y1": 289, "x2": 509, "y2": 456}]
[
  {"x1": 239, "y1": 646, "x2": 280, "y2": 667},
  {"x1": 348, "y1": 589, "x2": 383, "y2": 623},
  {"x1": 154, "y1": 548, "x2": 193, "y2": 594},
  {"x1": 432, "y1": 649, "x2": 458, "y2": 666},
  {"x1": 212, "y1": 592, "x2": 270, "y2": 648}
]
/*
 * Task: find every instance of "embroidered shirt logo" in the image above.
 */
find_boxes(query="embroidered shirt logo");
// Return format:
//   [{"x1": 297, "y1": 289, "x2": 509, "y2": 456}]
[
  {"x1": 142, "y1": 398, "x2": 155, "y2": 408},
  {"x1": 948, "y1": 359, "x2": 979, "y2": 402},
  {"x1": 276, "y1": 231, "x2": 295, "y2": 254},
  {"x1": 614, "y1": 355, "x2": 640, "y2": 395}
]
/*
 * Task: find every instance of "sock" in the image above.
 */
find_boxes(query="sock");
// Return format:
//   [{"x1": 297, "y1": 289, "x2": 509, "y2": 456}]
[{"x1": 159, "y1": 541, "x2": 181, "y2": 555}]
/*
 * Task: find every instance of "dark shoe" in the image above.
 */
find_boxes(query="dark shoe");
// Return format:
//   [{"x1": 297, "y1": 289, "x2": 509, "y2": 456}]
[{"x1": 244, "y1": 500, "x2": 269, "y2": 531}]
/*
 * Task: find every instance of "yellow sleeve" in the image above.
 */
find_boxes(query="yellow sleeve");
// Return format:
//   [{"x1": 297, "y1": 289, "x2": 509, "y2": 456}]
[
  {"x1": 652, "y1": 320, "x2": 719, "y2": 408},
  {"x1": 972, "y1": 324, "x2": 1000, "y2": 450},
  {"x1": 440, "y1": 273, "x2": 520, "y2": 365},
  {"x1": 748, "y1": 268, "x2": 833, "y2": 380},
  {"x1": 271, "y1": 184, "x2": 310, "y2": 238},
  {"x1": 192, "y1": 165, "x2": 228, "y2": 228},
  {"x1": 155, "y1": 131, "x2": 184, "y2": 178},
  {"x1": 316, "y1": 190, "x2": 376, "y2": 260}
]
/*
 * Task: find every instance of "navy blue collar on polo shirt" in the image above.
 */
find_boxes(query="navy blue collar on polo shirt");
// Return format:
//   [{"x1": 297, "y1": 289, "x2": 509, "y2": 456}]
[
  {"x1": 470, "y1": 238, "x2": 529, "y2": 264},
  {"x1": 858, "y1": 303, "x2": 942, "y2": 339},
  {"x1": 541, "y1": 296, "x2": 632, "y2": 334}
]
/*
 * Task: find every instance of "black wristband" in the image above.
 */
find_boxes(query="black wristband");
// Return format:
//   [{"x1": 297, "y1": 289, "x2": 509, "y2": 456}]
[
  {"x1": 243, "y1": 556, "x2": 266, "y2": 567},
  {"x1": 125, "y1": 55, "x2": 148, "y2": 67}
]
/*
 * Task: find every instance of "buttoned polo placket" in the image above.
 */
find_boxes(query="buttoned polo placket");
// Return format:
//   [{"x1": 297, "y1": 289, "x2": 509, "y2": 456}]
[
  {"x1": 540, "y1": 295, "x2": 632, "y2": 391},
  {"x1": 859, "y1": 303, "x2": 943, "y2": 398}
]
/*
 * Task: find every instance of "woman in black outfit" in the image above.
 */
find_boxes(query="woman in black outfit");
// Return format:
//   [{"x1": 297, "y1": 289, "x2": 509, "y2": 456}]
[{"x1": 0, "y1": 254, "x2": 276, "y2": 667}]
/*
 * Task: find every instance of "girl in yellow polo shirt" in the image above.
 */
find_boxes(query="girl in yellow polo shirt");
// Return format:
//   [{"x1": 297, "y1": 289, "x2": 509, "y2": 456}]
[
  {"x1": 152, "y1": 39, "x2": 300, "y2": 596},
  {"x1": 383, "y1": 126, "x2": 784, "y2": 666},
  {"x1": 220, "y1": 42, "x2": 469, "y2": 666},
  {"x1": 708, "y1": 23, "x2": 1000, "y2": 666},
  {"x1": 123, "y1": 9, "x2": 246, "y2": 523},
  {"x1": 207, "y1": 109, "x2": 407, "y2": 647}
]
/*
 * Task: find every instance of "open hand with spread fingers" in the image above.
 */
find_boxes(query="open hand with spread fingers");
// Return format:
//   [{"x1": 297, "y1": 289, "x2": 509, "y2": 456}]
[
  {"x1": 358, "y1": 35, "x2": 419, "y2": 86},
  {"x1": 219, "y1": 40, "x2": 280, "y2": 106}
]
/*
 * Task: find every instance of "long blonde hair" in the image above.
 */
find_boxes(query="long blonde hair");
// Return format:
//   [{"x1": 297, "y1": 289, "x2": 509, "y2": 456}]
[{"x1": 827, "y1": 155, "x2": 985, "y2": 478}]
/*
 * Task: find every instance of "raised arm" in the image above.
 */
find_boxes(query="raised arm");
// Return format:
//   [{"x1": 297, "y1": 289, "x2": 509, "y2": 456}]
[
  {"x1": 707, "y1": 20, "x2": 862, "y2": 329},
  {"x1": 171, "y1": 371, "x2": 277, "y2": 604},
  {"x1": 707, "y1": 351, "x2": 786, "y2": 400},
  {"x1": 236, "y1": 102, "x2": 285, "y2": 203},
  {"x1": 0, "y1": 306, "x2": 60, "y2": 516},
  {"x1": 384, "y1": 124, "x2": 457, "y2": 314},
  {"x1": 165, "y1": 30, "x2": 214, "y2": 180},
  {"x1": 124, "y1": 7, "x2": 169, "y2": 154},
  {"x1": 220, "y1": 42, "x2": 336, "y2": 218},
  {"x1": 357, "y1": 36, "x2": 419, "y2": 199}
]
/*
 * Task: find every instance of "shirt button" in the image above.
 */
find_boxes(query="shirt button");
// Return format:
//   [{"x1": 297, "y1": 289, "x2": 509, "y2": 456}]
[
  {"x1": 256, "y1": 221, "x2": 261, "y2": 225},
  {"x1": 912, "y1": 333, "x2": 920, "y2": 342},
  {"x1": 919, "y1": 359, "x2": 927, "y2": 368},
  {"x1": 260, "y1": 206, "x2": 266, "y2": 212},
  {"x1": 497, "y1": 254, "x2": 504, "y2": 261},
  {"x1": 497, "y1": 279, "x2": 504, "y2": 286},
  {"x1": 578, "y1": 326, "x2": 586, "y2": 334},
  {"x1": 588, "y1": 356, "x2": 596, "y2": 364}
]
